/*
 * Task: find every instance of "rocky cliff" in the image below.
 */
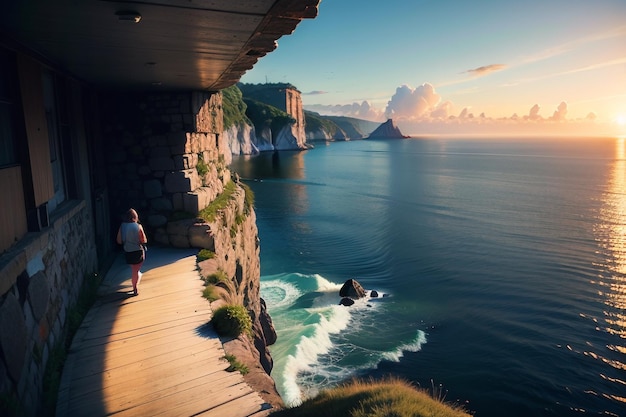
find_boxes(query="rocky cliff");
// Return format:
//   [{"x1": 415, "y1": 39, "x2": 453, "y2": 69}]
[
  {"x1": 102, "y1": 90, "x2": 281, "y2": 408},
  {"x1": 367, "y1": 118, "x2": 409, "y2": 139},
  {"x1": 192, "y1": 182, "x2": 282, "y2": 407}
]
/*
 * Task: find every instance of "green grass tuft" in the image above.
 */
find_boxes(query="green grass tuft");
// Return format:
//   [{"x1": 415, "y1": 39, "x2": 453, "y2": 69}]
[
  {"x1": 202, "y1": 285, "x2": 220, "y2": 302},
  {"x1": 197, "y1": 249, "x2": 216, "y2": 262},
  {"x1": 270, "y1": 377, "x2": 471, "y2": 417},
  {"x1": 204, "y1": 269, "x2": 228, "y2": 285},
  {"x1": 223, "y1": 354, "x2": 249, "y2": 375}
]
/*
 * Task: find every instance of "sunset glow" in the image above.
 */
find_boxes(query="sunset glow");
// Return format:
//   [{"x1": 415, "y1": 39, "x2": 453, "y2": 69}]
[{"x1": 241, "y1": 0, "x2": 626, "y2": 135}]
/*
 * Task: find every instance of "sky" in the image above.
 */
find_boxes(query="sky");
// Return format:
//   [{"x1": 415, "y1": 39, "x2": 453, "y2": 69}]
[{"x1": 240, "y1": 0, "x2": 626, "y2": 136}]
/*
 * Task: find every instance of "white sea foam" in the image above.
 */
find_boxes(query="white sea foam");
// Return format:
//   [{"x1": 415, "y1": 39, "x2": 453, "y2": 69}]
[
  {"x1": 279, "y1": 303, "x2": 354, "y2": 406},
  {"x1": 263, "y1": 272, "x2": 423, "y2": 407},
  {"x1": 382, "y1": 330, "x2": 428, "y2": 362},
  {"x1": 260, "y1": 278, "x2": 301, "y2": 310}
]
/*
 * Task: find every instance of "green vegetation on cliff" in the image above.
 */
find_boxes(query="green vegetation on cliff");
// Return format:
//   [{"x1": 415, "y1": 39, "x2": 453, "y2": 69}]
[
  {"x1": 304, "y1": 110, "x2": 380, "y2": 140},
  {"x1": 243, "y1": 98, "x2": 295, "y2": 135},
  {"x1": 270, "y1": 378, "x2": 471, "y2": 417},
  {"x1": 304, "y1": 110, "x2": 343, "y2": 137},
  {"x1": 222, "y1": 85, "x2": 252, "y2": 129},
  {"x1": 223, "y1": 83, "x2": 295, "y2": 134},
  {"x1": 224, "y1": 83, "x2": 380, "y2": 141}
]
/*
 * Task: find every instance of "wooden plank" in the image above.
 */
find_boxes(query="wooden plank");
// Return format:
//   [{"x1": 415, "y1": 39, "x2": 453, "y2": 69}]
[
  {"x1": 57, "y1": 248, "x2": 272, "y2": 417},
  {"x1": 0, "y1": 166, "x2": 27, "y2": 253},
  {"x1": 17, "y1": 53, "x2": 54, "y2": 206}
]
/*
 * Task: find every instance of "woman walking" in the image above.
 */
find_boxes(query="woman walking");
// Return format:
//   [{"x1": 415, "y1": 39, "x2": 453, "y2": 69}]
[{"x1": 116, "y1": 208, "x2": 147, "y2": 296}]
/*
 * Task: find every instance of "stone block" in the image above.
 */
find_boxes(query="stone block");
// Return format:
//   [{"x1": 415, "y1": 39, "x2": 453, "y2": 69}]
[
  {"x1": 150, "y1": 197, "x2": 173, "y2": 212},
  {"x1": 166, "y1": 218, "x2": 193, "y2": 236},
  {"x1": 168, "y1": 234, "x2": 190, "y2": 248},
  {"x1": 149, "y1": 146, "x2": 171, "y2": 158},
  {"x1": 172, "y1": 193, "x2": 184, "y2": 211},
  {"x1": 147, "y1": 214, "x2": 168, "y2": 228},
  {"x1": 153, "y1": 228, "x2": 170, "y2": 246},
  {"x1": 173, "y1": 154, "x2": 198, "y2": 170},
  {"x1": 188, "y1": 223, "x2": 215, "y2": 249},
  {"x1": 28, "y1": 271, "x2": 50, "y2": 321},
  {"x1": 149, "y1": 157, "x2": 175, "y2": 171},
  {"x1": 164, "y1": 169, "x2": 199, "y2": 193},
  {"x1": 0, "y1": 293, "x2": 27, "y2": 382},
  {"x1": 183, "y1": 192, "x2": 200, "y2": 214},
  {"x1": 167, "y1": 131, "x2": 188, "y2": 154},
  {"x1": 143, "y1": 179, "x2": 162, "y2": 199}
]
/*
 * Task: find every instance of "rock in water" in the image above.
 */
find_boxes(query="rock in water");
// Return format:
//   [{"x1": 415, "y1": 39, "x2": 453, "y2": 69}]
[
  {"x1": 339, "y1": 279, "x2": 367, "y2": 299},
  {"x1": 339, "y1": 297, "x2": 355, "y2": 306},
  {"x1": 367, "y1": 118, "x2": 409, "y2": 139}
]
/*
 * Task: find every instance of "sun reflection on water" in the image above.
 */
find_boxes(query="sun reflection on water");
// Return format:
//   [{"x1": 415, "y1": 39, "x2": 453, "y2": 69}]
[{"x1": 593, "y1": 137, "x2": 626, "y2": 408}]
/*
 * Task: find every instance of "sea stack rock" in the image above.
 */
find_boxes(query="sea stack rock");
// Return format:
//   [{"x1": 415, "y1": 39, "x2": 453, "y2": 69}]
[
  {"x1": 368, "y1": 118, "x2": 409, "y2": 139},
  {"x1": 339, "y1": 279, "x2": 367, "y2": 299},
  {"x1": 339, "y1": 297, "x2": 355, "y2": 306}
]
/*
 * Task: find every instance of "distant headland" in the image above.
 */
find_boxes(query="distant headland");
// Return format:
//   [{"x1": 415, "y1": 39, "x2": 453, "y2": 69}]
[{"x1": 367, "y1": 119, "x2": 410, "y2": 139}]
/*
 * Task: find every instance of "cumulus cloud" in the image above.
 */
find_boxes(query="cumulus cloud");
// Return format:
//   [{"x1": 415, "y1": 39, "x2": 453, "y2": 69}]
[
  {"x1": 303, "y1": 80, "x2": 601, "y2": 133},
  {"x1": 527, "y1": 104, "x2": 541, "y2": 120},
  {"x1": 384, "y1": 83, "x2": 441, "y2": 120},
  {"x1": 550, "y1": 101, "x2": 568, "y2": 121},
  {"x1": 431, "y1": 101, "x2": 453, "y2": 119},
  {"x1": 465, "y1": 64, "x2": 507, "y2": 76}
]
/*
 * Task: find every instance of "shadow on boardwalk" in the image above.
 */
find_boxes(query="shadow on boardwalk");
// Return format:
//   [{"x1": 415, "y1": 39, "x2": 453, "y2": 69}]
[{"x1": 56, "y1": 247, "x2": 271, "y2": 417}]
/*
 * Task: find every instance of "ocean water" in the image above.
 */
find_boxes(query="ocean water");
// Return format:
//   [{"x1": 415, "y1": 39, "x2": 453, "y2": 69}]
[{"x1": 229, "y1": 136, "x2": 626, "y2": 417}]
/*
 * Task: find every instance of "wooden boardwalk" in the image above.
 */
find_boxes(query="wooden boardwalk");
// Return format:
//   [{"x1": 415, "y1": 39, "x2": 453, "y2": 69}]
[{"x1": 56, "y1": 247, "x2": 272, "y2": 417}]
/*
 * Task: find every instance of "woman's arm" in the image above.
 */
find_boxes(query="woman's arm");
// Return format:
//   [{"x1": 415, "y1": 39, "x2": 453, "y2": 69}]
[
  {"x1": 116, "y1": 227, "x2": 123, "y2": 245},
  {"x1": 139, "y1": 225, "x2": 147, "y2": 244}
]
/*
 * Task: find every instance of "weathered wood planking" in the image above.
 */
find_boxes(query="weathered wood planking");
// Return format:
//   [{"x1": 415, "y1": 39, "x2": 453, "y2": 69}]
[{"x1": 57, "y1": 248, "x2": 271, "y2": 417}]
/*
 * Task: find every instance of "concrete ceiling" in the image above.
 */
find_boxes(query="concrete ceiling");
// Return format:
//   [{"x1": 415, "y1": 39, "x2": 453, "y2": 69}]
[{"x1": 0, "y1": 0, "x2": 319, "y2": 91}]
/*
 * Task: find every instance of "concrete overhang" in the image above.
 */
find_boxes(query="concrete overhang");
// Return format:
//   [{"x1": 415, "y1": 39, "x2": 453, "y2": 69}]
[{"x1": 0, "y1": 0, "x2": 320, "y2": 91}]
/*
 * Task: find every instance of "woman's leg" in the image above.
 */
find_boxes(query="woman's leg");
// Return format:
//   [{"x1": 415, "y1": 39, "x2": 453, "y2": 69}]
[{"x1": 131, "y1": 263, "x2": 142, "y2": 295}]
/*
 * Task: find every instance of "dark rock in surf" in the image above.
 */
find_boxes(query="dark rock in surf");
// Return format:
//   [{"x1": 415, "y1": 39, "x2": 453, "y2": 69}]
[
  {"x1": 370, "y1": 290, "x2": 379, "y2": 298},
  {"x1": 339, "y1": 279, "x2": 367, "y2": 299},
  {"x1": 339, "y1": 297, "x2": 355, "y2": 306}
]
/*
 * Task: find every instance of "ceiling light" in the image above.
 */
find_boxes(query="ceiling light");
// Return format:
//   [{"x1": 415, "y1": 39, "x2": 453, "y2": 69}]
[{"x1": 116, "y1": 11, "x2": 142, "y2": 23}]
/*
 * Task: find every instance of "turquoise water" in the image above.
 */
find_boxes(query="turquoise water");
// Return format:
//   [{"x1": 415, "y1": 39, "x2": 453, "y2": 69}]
[{"x1": 230, "y1": 136, "x2": 626, "y2": 416}]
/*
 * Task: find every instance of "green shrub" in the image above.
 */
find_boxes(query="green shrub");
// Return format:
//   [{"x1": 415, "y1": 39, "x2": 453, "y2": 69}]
[
  {"x1": 196, "y1": 154, "x2": 209, "y2": 177},
  {"x1": 204, "y1": 269, "x2": 228, "y2": 285},
  {"x1": 202, "y1": 285, "x2": 220, "y2": 302},
  {"x1": 223, "y1": 354, "x2": 249, "y2": 375},
  {"x1": 197, "y1": 249, "x2": 216, "y2": 262},
  {"x1": 211, "y1": 304, "x2": 252, "y2": 338}
]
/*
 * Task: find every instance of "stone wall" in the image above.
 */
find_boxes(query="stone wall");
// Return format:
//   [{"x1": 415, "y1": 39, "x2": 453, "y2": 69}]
[
  {"x1": 103, "y1": 91, "x2": 232, "y2": 240},
  {"x1": 0, "y1": 201, "x2": 98, "y2": 416}
]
